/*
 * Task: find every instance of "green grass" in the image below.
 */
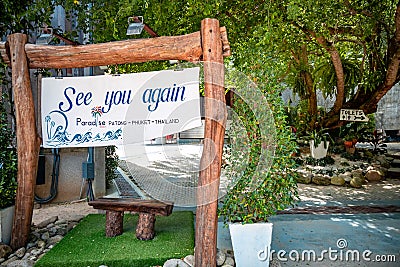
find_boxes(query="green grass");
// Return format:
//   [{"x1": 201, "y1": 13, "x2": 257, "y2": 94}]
[{"x1": 35, "y1": 211, "x2": 194, "y2": 267}]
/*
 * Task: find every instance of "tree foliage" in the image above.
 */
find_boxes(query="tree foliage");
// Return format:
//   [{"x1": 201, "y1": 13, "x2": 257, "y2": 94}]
[{"x1": 1, "y1": 0, "x2": 398, "y2": 221}]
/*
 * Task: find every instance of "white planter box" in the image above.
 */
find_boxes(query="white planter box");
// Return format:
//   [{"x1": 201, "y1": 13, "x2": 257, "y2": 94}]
[
  {"x1": 310, "y1": 140, "x2": 329, "y2": 159},
  {"x1": 229, "y1": 222, "x2": 273, "y2": 267},
  {"x1": 0, "y1": 205, "x2": 14, "y2": 245}
]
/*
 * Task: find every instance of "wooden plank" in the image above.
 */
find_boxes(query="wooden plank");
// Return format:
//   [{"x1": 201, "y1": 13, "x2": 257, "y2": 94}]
[
  {"x1": 195, "y1": 18, "x2": 227, "y2": 267},
  {"x1": 8, "y1": 33, "x2": 41, "y2": 249},
  {"x1": 88, "y1": 198, "x2": 173, "y2": 216},
  {"x1": 0, "y1": 27, "x2": 230, "y2": 69}
]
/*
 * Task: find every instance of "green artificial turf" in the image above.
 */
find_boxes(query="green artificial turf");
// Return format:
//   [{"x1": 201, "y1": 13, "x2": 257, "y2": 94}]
[{"x1": 35, "y1": 211, "x2": 194, "y2": 267}]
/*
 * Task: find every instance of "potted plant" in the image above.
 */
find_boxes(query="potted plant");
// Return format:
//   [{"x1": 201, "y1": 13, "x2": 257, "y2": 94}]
[
  {"x1": 307, "y1": 128, "x2": 332, "y2": 159},
  {"x1": 0, "y1": 97, "x2": 17, "y2": 245},
  {"x1": 343, "y1": 132, "x2": 357, "y2": 154},
  {"x1": 219, "y1": 95, "x2": 298, "y2": 267}
]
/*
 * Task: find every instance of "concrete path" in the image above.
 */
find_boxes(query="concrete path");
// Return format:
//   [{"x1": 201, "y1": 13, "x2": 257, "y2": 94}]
[{"x1": 216, "y1": 212, "x2": 400, "y2": 266}]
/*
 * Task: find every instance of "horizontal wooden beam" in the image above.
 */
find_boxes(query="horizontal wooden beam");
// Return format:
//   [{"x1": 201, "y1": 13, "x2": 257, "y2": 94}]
[{"x1": 0, "y1": 27, "x2": 230, "y2": 69}]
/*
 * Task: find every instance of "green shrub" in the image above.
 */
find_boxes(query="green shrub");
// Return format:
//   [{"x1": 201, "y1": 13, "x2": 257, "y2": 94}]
[
  {"x1": 219, "y1": 69, "x2": 298, "y2": 224},
  {"x1": 0, "y1": 97, "x2": 17, "y2": 209},
  {"x1": 105, "y1": 146, "x2": 119, "y2": 188}
]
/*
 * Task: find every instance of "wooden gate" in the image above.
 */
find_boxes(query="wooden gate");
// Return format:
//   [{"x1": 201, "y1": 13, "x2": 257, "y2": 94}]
[{"x1": 0, "y1": 18, "x2": 230, "y2": 266}]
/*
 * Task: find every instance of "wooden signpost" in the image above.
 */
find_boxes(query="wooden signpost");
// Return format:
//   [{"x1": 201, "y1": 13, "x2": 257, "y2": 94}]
[
  {"x1": 0, "y1": 18, "x2": 230, "y2": 266},
  {"x1": 340, "y1": 109, "x2": 369, "y2": 122}
]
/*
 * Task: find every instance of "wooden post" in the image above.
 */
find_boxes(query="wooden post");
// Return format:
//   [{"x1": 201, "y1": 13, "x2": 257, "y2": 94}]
[
  {"x1": 105, "y1": 211, "x2": 123, "y2": 237},
  {"x1": 7, "y1": 33, "x2": 41, "y2": 249},
  {"x1": 195, "y1": 19, "x2": 227, "y2": 266},
  {"x1": 136, "y1": 213, "x2": 156, "y2": 240}
]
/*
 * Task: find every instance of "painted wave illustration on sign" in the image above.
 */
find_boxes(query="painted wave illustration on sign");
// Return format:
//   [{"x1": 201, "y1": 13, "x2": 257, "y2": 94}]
[{"x1": 44, "y1": 110, "x2": 122, "y2": 147}]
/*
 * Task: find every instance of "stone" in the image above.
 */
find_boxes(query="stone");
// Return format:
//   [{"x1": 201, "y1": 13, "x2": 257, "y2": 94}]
[
  {"x1": 225, "y1": 249, "x2": 234, "y2": 257},
  {"x1": 5, "y1": 259, "x2": 35, "y2": 267},
  {"x1": 68, "y1": 215, "x2": 85, "y2": 222},
  {"x1": 1, "y1": 256, "x2": 18, "y2": 266},
  {"x1": 376, "y1": 155, "x2": 391, "y2": 168},
  {"x1": 47, "y1": 235, "x2": 63, "y2": 246},
  {"x1": 0, "y1": 243, "x2": 12, "y2": 258},
  {"x1": 41, "y1": 232, "x2": 50, "y2": 240},
  {"x1": 372, "y1": 163, "x2": 380, "y2": 168},
  {"x1": 216, "y1": 249, "x2": 226, "y2": 266},
  {"x1": 379, "y1": 167, "x2": 388, "y2": 176},
  {"x1": 312, "y1": 175, "x2": 331, "y2": 185},
  {"x1": 270, "y1": 258, "x2": 282, "y2": 267},
  {"x1": 223, "y1": 256, "x2": 235, "y2": 266},
  {"x1": 15, "y1": 247, "x2": 26, "y2": 258},
  {"x1": 37, "y1": 240, "x2": 46, "y2": 249},
  {"x1": 365, "y1": 169, "x2": 383, "y2": 181},
  {"x1": 56, "y1": 227, "x2": 68, "y2": 236},
  {"x1": 351, "y1": 169, "x2": 364, "y2": 179},
  {"x1": 27, "y1": 255, "x2": 37, "y2": 261},
  {"x1": 297, "y1": 172, "x2": 312, "y2": 184},
  {"x1": 331, "y1": 176, "x2": 345, "y2": 186},
  {"x1": 35, "y1": 216, "x2": 58, "y2": 229},
  {"x1": 26, "y1": 243, "x2": 36, "y2": 250},
  {"x1": 55, "y1": 219, "x2": 67, "y2": 225},
  {"x1": 183, "y1": 255, "x2": 195, "y2": 267},
  {"x1": 163, "y1": 259, "x2": 190, "y2": 267},
  {"x1": 339, "y1": 173, "x2": 352, "y2": 182},
  {"x1": 67, "y1": 222, "x2": 78, "y2": 232},
  {"x1": 22, "y1": 252, "x2": 31, "y2": 260},
  {"x1": 30, "y1": 231, "x2": 41, "y2": 239},
  {"x1": 29, "y1": 248, "x2": 43, "y2": 256},
  {"x1": 350, "y1": 177, "x2": 364, "y2": 188}
]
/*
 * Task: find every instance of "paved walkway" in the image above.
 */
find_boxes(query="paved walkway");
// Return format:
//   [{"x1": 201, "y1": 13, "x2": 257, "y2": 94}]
[{"x1": 116, "y1": 142, "x2": 400, "y2": 267}]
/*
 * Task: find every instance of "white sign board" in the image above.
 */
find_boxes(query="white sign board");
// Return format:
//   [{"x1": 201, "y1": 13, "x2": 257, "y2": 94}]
[
  {"x1": 340, "y1": 109, "x2": 369, "y2": 122},
  {"x1": 41, "y1": 67, "x2": 201, "y2": 148}
]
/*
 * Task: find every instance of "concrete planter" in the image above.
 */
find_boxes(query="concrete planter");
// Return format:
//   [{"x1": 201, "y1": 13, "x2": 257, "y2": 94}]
[
  {"x1": 229, "y1": 222, "x2": 273, "y2": 267},
  {"x1": 0, "y1": 205, "x2": 14, "y2": 245},
  {"x1": 310, "y1": 140, "x2": 329, "y2": 159}
]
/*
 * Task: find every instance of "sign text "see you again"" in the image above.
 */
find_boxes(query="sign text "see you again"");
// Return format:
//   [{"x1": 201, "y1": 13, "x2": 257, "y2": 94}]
[{"x1": 57, "y1": 83, "x2": 186, "y2": 113}]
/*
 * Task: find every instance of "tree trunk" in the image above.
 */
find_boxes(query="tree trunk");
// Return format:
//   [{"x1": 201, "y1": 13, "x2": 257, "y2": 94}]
[
  {"x1": 8, "y1": 33, "x2": 41, "y2": 250},
  {"x1": 328, "y1": 47, "x2": 345, "y2": 114},
  {"x1": 304, "y1": 71, "x2": 318, "y2": 129},
  {"x1": 300, "y1": 45, "x2": 317, "y2": 129},
  {"x1": 105, "y1": 210, "x2": 123, "y2": 237},
  {"x1": 136, "y1": 213, "x2": 156, "y2": 240},
  {"x1": 195, "y1": 18, "x2": 226, "y2": 267},
  {"x1": 322, "y1": 9, "x2": 400, "y2": 129}
]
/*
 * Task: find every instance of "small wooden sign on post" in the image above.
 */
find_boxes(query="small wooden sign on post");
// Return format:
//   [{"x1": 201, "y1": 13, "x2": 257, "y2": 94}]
[{"x1": 340, "y1": 109, "x2": 369, "y2": 122}]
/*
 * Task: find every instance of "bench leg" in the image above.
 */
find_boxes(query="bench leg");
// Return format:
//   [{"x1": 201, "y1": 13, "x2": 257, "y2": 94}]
[
  {"x1": 106, "y1": 210, "x2": 123, "y2": 237},
  {"x1": 136, "y1": 213, "x2": 156, "y2": 240}
]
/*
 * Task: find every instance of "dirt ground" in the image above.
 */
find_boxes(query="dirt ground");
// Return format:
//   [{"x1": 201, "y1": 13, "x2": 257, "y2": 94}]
[{"x1": 32, "y1": 178, "x2": 400, "y2": 226}]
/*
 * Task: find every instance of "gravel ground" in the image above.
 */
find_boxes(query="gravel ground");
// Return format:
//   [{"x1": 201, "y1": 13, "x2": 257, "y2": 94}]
[{"x1": 297, "y1": 178, "x2": 400, "y2": 203}]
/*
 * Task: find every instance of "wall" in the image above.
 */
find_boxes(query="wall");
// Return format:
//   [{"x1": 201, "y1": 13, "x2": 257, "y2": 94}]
[
  {"x1": 376, "y1": 83, "x2": 400, "y2": 132},
  {"x1": 35, "y1": 148, "x2": 105, "y2": 202}
]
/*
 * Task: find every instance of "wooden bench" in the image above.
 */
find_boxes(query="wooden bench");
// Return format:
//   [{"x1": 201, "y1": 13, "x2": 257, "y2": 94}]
[{"x1": 88, "y1": 198, "x2": 174, "y2": 240}]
